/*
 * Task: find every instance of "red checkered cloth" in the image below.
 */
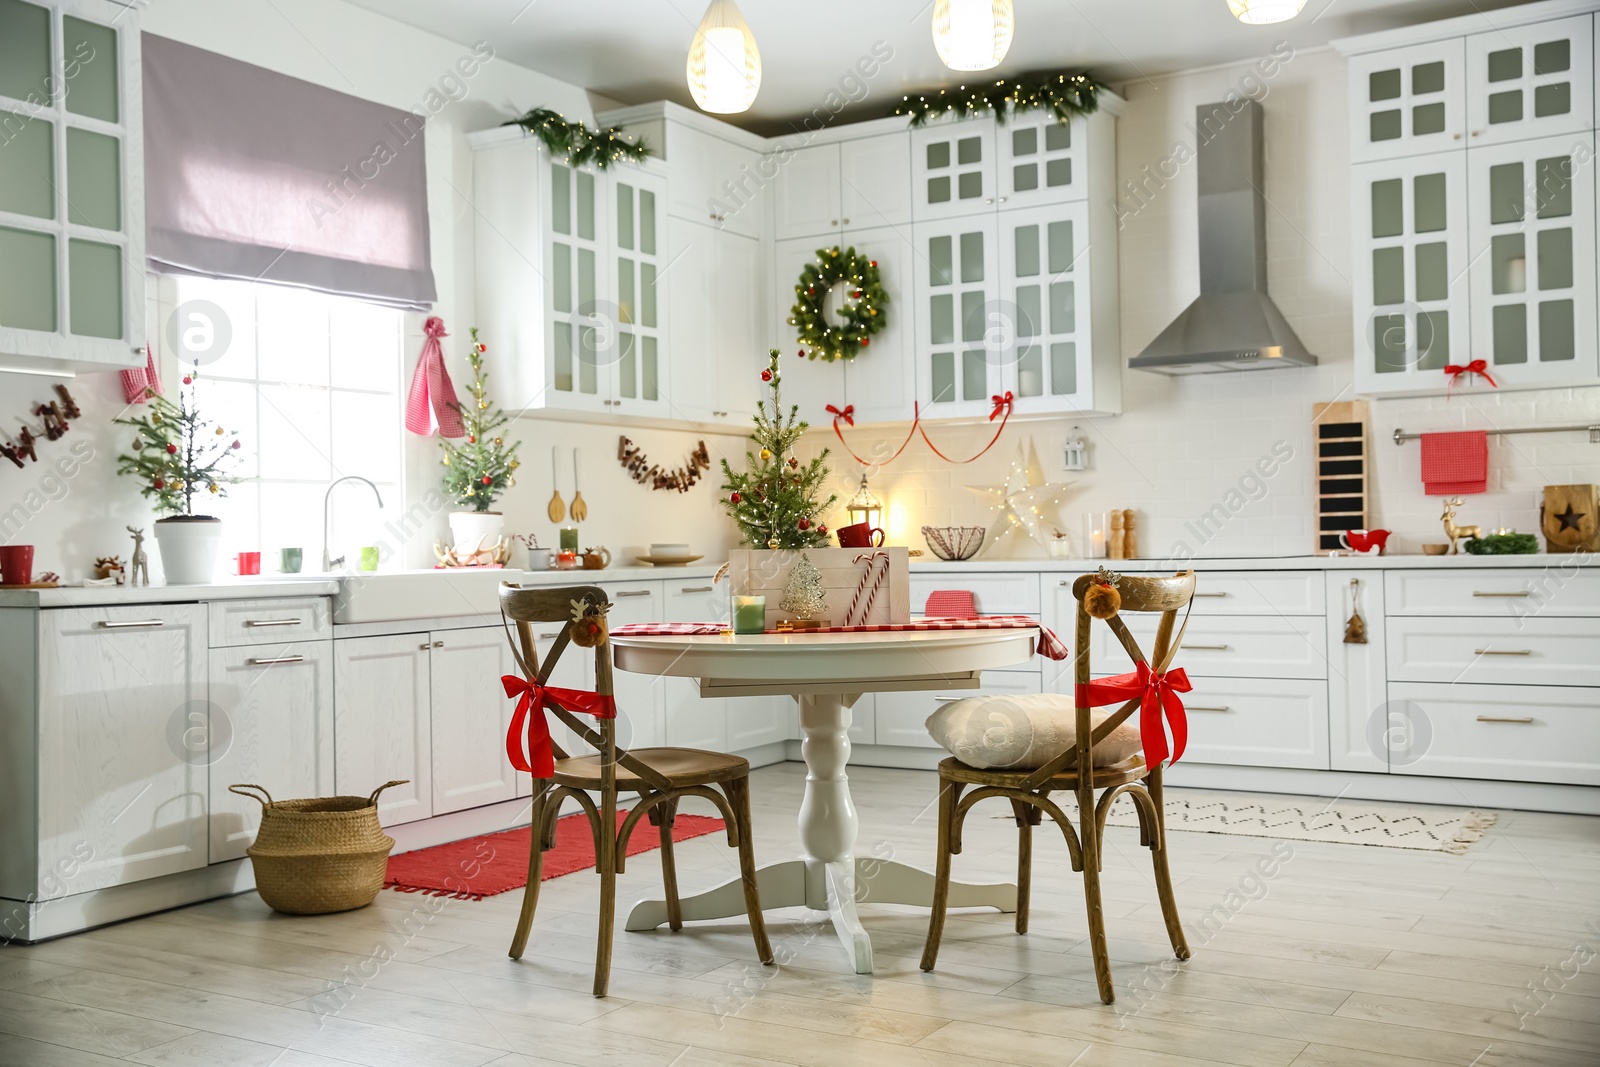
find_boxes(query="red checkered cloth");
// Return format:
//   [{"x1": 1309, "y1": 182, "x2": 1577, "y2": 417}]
[
  {"x1": 612, "y1": 617, "x2": 1068, "y2": 661},
  {"x1": 924, "y1": 589, "x2": 978, "y2": 619},
  {"x1": 1420, "y1": 430, "x2": 1487, "y2": 495}
]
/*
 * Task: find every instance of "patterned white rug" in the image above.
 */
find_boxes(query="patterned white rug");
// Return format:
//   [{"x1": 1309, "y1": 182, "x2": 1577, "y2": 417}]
[{"x1": 1015, "y1": 789, "x2": 1500, "y2": 854}]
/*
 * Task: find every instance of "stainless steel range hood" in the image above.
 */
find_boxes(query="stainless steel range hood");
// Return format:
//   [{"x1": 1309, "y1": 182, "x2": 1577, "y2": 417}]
[{"x1": 1129, "y1": 100, "x2": 1315, "y2": 374}]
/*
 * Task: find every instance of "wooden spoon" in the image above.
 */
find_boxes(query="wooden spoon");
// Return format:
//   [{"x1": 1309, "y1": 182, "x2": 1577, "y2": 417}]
[
  {"x1": 546, "y1": 447, "x2": 565, "y2": 523},
  {"x1": 570, "y1": 448, "x2": 588, "y2": 522}
]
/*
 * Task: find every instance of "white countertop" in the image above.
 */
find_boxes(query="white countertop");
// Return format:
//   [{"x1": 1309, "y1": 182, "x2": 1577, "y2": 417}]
[
  {"x1": 907, "y1": 553, "x2": 1598, "y2": 571},
  {"x1": 0, "y1": 577, "x2": 340, "y2": 609}
]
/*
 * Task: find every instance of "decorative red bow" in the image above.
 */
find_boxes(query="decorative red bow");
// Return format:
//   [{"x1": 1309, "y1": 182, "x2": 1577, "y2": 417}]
[
  {"x1": 1074, "y1": 661, "x2": 1193, "y2": 769},
  {"x1": 826, "y1": 403, "x2": 855, "y2": 426},
  {"x1": 502, "y1": 675, "x2": 617, "y2": 778},
  {"x1": 990, "y1": 391, "x2": 1014, "y2": 421},
  {"x1": 1444, "y1": 359, "x2": 1497, "y2": 396}
]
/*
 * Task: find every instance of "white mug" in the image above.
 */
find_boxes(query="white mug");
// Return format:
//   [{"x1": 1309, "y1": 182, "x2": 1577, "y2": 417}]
[{"x1": 526, "y1": 548, "x2": 552, "y2": 571}]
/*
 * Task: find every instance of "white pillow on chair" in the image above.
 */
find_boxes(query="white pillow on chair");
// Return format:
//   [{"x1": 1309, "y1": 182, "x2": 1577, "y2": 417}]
[{"x1": 925, "y1": 693, "x2": 1143, "y2": 771}]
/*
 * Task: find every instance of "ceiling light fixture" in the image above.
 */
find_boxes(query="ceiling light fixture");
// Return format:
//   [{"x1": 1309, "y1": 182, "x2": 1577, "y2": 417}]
[
  {"x1": 932, "y1": 0, "x2": 1014, "y2": 72},
  {"x1": 1226, "y1": 0, "x2": 1308, "y2": 25},
  {"x1": 686, "y1": 0, "x2": 762, "y2": 114}
]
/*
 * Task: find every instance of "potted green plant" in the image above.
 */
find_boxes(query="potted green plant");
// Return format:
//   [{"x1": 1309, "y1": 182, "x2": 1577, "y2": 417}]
[
  {"x1": 115, "y1": 373, "x2": 243, "y2": 584},
  {"x1": 440, "y1": 328, "x2": 521, "y2": 550}
]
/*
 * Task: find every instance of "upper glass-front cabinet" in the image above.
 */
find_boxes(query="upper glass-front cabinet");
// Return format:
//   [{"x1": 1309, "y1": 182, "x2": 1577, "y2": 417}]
[
  {"x1": 1347, "y1": 40, "x2": 1466, "y2": 162},
  {"x1": 545, "y1": 160, "x2": 607, "y2": 410},
  {"x1": 0, "y1": 0, "x2": 144, "y2": 371},
  {"x1": 911, "y1": 123, "x2": 997, "y2": 221},
  {"x1": 1466, "y1": 15, "x2": 1594, "y2": 146},
  {"x1": 996, "y1": 116, "x2": 1086, "y2": 208},
  {"x1": 913, "y1": 215, "x2": 1001, "y2": 418},
  {"x1": 611, "y1": 168, "x2": 668, "y2": 415}
]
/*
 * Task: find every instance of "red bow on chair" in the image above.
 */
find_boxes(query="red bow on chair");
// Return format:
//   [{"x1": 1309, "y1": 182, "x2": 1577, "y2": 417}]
[
  {"x1": 826, "y1": 403, "x2": 855, "y2": 427},
  {"x1": 502, "y1": 675, "x2": 617, "y2": 778},
  {"x1": 990, "y1": 391, "x2": 1014, "y2": 421},
  {"x1": 1074, "y1": 661, "x2": 1193, "y2": 769},
  {"x1": 1444, "y1": 359, "x2": 1497, "y2": 396}
]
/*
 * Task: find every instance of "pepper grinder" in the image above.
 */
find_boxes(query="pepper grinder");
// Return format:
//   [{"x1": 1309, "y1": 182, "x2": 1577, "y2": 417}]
[{"x1": 1121, "y1": 510, "x2": 1137, "y2": 559}]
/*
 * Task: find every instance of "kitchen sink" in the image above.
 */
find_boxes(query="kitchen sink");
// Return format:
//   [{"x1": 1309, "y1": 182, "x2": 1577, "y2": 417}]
[{"x1": 328, "y1": 568, "x2": 526, "y2": 624}]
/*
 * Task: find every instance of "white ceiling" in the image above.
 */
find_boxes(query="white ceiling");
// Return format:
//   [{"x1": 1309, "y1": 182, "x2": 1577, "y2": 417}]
[{"x1": 349, "y1": 0, "x2": 1538, "y2": 135}]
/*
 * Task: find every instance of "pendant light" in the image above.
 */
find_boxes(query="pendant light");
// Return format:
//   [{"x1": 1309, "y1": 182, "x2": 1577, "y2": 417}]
[
  {"x1": 1226, "y1": 0, "x2": 1307, "y2": 25},
  {"x1": 686, "y1": 0, "x2": 761, "y2": 114},
  {"x1": 932, "y1": 0, "x2": 1014, "y2": 72}
]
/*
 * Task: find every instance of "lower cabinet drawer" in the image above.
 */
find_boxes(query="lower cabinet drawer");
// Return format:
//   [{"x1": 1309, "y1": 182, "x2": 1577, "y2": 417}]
[
  {"x1": 1089, "y1": 614, "x2": 1328, "y2": 680},
  {"x1": 1178, "y1": 677, "x2": 1330, "y2": 770},
  {"x1": 209, "y1": 597, "x2": 330, "y2": 647},
  {"x1": 1386, "y1": 617, "x2": 1600, "y2": 687},
  {"x1": 1387, "y1": 682, "x2": 1600, "y2": 786},
  {"x1": 872, "y1": 669, "x2": 1043, "y2": 749}
]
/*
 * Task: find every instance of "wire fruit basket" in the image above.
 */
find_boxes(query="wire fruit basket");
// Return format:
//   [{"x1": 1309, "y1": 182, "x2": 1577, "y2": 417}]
[{"x1": 922, "y1": 525, "x2": 985, "y2": 561}]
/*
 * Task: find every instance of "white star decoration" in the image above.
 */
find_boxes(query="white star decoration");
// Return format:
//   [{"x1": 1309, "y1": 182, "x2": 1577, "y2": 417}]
[{"x1": 964, "y1": 441, "x2": 1075, "y2": 556}]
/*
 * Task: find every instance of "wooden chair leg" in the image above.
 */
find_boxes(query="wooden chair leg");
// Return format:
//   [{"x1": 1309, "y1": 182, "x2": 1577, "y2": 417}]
[
  {"x1": 1080, "y1": 784, "x2": 1115, "y2": 1004},
  {"x1": 594, "y1": 794, "x2": 617, "y2": 998},
  {"x1": 920, "y1": 775, "x2": 958, "y2": 971},
  {"x1": 1009, "y1": 798, "x2": 1040, "y2": 935},
  {"x1": 726, "y1": 775, "x2": 774, "y2": 964},
  {"x1": 651, "y1": 798, "x2": 683, "y2": 932},
  {"x1": 1146, "y1": 766, "x2": 1190, "y2": 961},
  {"x1": 509, "y1": 784, "x2": 550, "y2": 960}
]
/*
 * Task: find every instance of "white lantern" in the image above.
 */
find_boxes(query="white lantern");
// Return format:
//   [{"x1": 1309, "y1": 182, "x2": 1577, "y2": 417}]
[
  {"x1": 687, "y1": 0, "x2": 762, "y2": 114},
  {"x1": 932, "y1": 0, "x2": 1014, "y2": 73},
  {"x1": 1225, "y1": 0, "x2": 1307, "y2": 25}
]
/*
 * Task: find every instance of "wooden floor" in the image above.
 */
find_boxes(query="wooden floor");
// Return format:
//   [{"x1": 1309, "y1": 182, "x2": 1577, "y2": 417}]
[{"x1": 3, "y1": 763, "x2": 1599, "y2": 1066}]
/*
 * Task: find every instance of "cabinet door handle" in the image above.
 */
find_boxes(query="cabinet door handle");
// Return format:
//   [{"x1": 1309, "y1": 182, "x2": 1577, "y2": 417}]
[
  {"x1": 1472, "y1": 591, "x2": 1529, "y2": 598},
  {"x1": 1476, "y1": 715, "x2": 1534, "y2": 724},
  {"x1": 984, "y1": 197, "x2": 994, "y2": 205},
  {"x1": 1194, "y1": 592, "x2": 1229, "y2": 598},
  {"x1": 997, "y1": 196, "x2": 1007, "y2": 203},
  {"x1": 433, "y1": 640, "x2": 445, "y2": 648},
  {"x1": 1474, "y1": 648, "x2": 1532, "y2": 656},
  {"x1": 1185, "y1": 644, "x2": 1230, "y2": 651},
  {"x1": 615, "y1": 589, "x2": 652, "y2": 598},
  {"x1": 244, "y1": 618, "x2": 303, "y2": 627},
  {"x1": 248, "y1": 655, "x2": 305, "y2": 666},
  {"x1": 680, "y1": 586, "x2": 714, "y2": 593},
  {"x1": 418, "y1": 642, "x2": 431, "y2": 650},
  {"x1": 1188, "y1": 705, "x2": 1231, "y2": 712},
  {"x1": 830, "y1": 219, "x2": 838, "y2": 226},
  {"x1": 538, "y1": 631, "x2": 562, "y2": 639},
  {"x1": 841, "y1": 217, "x2": 850, "y2": 225},
  {"x1": 95, "y1": 619, "x2": 165, "y2": 629}
]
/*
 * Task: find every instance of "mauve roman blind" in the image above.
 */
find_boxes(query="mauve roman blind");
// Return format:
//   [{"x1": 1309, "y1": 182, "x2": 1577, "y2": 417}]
[{"x1": 142, "y1": 34, "x2": 437, "y2": 310}]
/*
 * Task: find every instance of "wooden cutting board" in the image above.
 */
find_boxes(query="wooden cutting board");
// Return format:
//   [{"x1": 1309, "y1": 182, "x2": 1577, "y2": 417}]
[{"x1": 1542, "y1": 484, "x2": 1600, "y2": 552}]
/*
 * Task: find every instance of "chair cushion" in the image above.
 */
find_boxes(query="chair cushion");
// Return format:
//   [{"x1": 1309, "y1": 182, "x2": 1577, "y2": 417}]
[{"x1": 925, "y1": 694, "x2": 1142, "y2": 771}]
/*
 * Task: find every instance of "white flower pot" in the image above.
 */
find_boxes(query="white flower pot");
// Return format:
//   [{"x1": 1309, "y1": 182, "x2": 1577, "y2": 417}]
[
  {"x1": 154, "y1": 517, "x2": 224, "y2": 585},
  {"x1": 448, "y1": 511, "x2": 505, "y2": 553}
]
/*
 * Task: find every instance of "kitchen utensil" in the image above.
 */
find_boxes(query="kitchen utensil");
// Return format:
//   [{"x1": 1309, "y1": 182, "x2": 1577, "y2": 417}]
[
  {"x1": 570, "y1": 449, "x2": 588, "y2": 522},
  {"x1": 546, "y1": 447, "x2": 565, "y2": 523},
  {"x1": 921, "y1": 526, "x2": 985, "y2": 561},
  {"x1": 234, "y1": 551, "x2": 261, "y2": 576},
  {"x1": 837, "y1": 522, "x2": 885, "y2": 548},
  {"x1": 280, "y1": 547, "x2": 303, "y2": 573},
  {"x1": 526, "y1": 548, "x2": 552, "y2": 570},
  {"x1": 635, "y1": 554, "x2": 705, "y2": 567}
]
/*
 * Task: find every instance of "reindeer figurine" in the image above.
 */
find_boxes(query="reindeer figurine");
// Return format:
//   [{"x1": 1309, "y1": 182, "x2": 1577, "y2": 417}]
[
  {"x1": 127, "y1": 526, "x2": 150, "y2": 586},
  {"x1": 1441, "y1": 496, "x2": 1482, "y2": 555}
]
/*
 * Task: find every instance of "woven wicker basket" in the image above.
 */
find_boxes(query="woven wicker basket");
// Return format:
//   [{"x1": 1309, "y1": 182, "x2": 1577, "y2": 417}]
[{"x1": 230, "y1": 780, "x2": 407, "y2": 915}]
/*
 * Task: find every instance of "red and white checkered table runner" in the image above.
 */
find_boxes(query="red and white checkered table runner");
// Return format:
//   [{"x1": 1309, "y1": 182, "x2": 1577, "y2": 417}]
[{"x1": 611, "y1": 616, "x2": 1068, "y2": 661}]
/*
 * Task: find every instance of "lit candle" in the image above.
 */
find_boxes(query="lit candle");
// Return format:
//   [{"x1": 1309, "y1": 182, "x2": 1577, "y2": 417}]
[
  {"x1": 733, "y1": 595, "x2": 767, "y2": 634},
  {"x1": 559, "y1": 524, "x2": 579, "y2": 551}
]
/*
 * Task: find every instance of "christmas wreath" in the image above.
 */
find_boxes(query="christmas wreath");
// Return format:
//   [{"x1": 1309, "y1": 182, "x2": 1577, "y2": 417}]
[{"x1": 788, "y1": 246, "x2": 889, "y2": 363}]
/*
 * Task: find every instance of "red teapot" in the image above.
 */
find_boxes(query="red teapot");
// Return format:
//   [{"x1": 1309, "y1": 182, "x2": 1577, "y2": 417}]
[{"x1": 1339, "y1": 529, "x2": 1391, "y2": 554}]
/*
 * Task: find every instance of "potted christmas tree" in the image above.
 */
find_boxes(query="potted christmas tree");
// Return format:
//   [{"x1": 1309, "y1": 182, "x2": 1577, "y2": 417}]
[
  {"x1": 115, "y1": 372, "x2": 244, "y2": 584},
  {"x1": 719, "y1": 349, "x2": 836, "y2": 548},
  {"x1": 440, "y1": 328, "x2": 522, "y2": 551}
]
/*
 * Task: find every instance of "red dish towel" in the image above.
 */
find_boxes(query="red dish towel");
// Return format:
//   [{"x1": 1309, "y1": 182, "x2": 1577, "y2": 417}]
[
  {"x1": 1420, "y1": 430, "x2": 1487, "y2": 495},
  {"x1": 924, "y1": 589, "x2": 978, "y2": 619}
]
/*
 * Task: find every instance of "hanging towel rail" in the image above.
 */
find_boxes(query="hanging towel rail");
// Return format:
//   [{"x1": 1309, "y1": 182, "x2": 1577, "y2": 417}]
[{"x1": 1393, "y1": 423, "x2": 1600, "y2": 445}]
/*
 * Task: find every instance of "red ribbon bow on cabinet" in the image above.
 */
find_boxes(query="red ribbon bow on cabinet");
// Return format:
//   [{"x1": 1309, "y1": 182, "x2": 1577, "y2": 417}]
[
  {"x1": 990, "y1": 391, "x2": 1014, "y2": 421},
  {"x1": 1443, "y1": 359, "x2": 1497, "y2": 395},
  {"x1": 502, "y1": 674, "x2": 617, "y2": 778},
  {"x1": 826, "y1": 403, "x2": 855, "y2": 426},
  {"x1": 1074, "y1": 661, "x2": 1193, "y2": 769}
]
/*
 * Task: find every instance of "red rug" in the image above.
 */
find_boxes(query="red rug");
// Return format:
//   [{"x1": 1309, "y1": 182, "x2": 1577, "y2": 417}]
[{"x1": 384, "y1": 810, "x2": 726, "y2": 900}]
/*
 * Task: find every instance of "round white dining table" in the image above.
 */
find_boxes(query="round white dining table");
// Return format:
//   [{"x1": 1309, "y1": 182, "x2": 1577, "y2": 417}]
[{"x1": 610, "y1": 626, "x2": 1039, "y2": 974}]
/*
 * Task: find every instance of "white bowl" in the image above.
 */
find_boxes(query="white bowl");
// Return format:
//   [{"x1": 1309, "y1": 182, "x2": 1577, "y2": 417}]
[{"x1": 650, "y1": 543, "x2": 691, "y2": 558}]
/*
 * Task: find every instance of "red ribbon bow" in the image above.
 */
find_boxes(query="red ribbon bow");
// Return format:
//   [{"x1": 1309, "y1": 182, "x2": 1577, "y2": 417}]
[
  {"x1": 1074, "y1": 661, "x2": 1193, "y2": 769},
  {"x1": 826, "y1": 403, "x2": 855, "y2": 426},
  {"x1": 502, "y1": 674, "x2": 617, "y2": 778},
  {"x1": 404, "y1": 316, "x2": 466, "y2": 438},
  {"x1": 1443, "y1": 359, "x2": 1497, "y2": 395},
  {"x1": 990, "y1": 391, "x2": 1014, "y2": 421}
]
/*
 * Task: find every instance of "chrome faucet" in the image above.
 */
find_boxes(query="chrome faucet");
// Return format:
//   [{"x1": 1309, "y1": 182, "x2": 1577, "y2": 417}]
[{"x1": 322, "y1": 476, "x2": 383, "y2": 571}]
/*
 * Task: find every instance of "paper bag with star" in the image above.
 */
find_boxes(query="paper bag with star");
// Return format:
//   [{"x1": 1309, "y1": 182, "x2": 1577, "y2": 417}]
[{"x1": 1542, "y1": 485, "x2": 1600, "y2": 552}]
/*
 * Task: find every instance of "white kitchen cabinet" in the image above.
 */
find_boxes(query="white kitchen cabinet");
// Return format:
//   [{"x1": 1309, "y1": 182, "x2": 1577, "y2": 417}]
[
  {"x1": 773, "y1": 134, "x2": 913, "y2": 240},
  {"x1": 1327, "y1": 572, "x2": 1389, "y2": 774},
  {"x1": 773, "y1": 143, "x2": 842, "y2": 240},
  {"x1": 609, "y1": 168, "x2": 670, "y2": 417},
  {"x1": 1388, "y1": 681, "x2": 1600, "y2": 785},
  {"x1": 1350, "y1": 151, "x2": 1471, "y2": 395},
  {"x1": 997, "y1": 202, "x2": 1095, "y2": 405},
  {"x1": 334, "y1": 633, "x2": 432, "y2": 826},
  {"x1": 601, "y1": 582, "x2": 665, "y2": 751},
  {"x1": 912, "y1": 121, "x2": 998, "y2": 221},
  {"x1": 665, "y1": 216, "x2": 761, "y2": 426},
  {"x1": 875, "y1": 669, "x2": 1042, "y2": 749},
  {"x1": 208, "y1": 642, "x2": 335, "y2": 862},
  {"x1": 429, "y1": 627, "x2": 522, "y2": 816},
  {"x1": 37, "y1": 605, "x2": 207, "y2": 896},
  {"x1": 1346, "y1": 39, "x2": 1467, "y2": 163},
  {"x1": 661, "y1": 120, "x2": 765, "y2": 239},
  {"x1": 1466, "y1": 14, "x2": 1594, "y2": 146},
  {"x1": 913, "y1": 213, "x2": 1003, "y2": 419},
  {"x1": 1178, "y1": 677, "x2": 1331, "y2": 770},
  {"x1": 996, "y1": 114, "x2": 1088, "y2": 207},
  {"x1": 661, "y1": 581, "x2": 725, "y2": 750},
  {"x1": 0, "y1": 0, "x2": 146, "y2": 373}
]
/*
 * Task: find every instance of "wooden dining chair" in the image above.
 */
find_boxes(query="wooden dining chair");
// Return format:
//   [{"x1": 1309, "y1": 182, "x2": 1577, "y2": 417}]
[
  {"x1": 499, "y1": 583, "x2": 772, "y2": 997},
  {"x1": 920, "y1": 570, "x2": 1197, "y2": 1004}
]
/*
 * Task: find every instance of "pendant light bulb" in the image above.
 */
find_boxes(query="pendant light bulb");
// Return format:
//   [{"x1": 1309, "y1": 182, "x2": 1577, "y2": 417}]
[
  {"x1": 687, "y1": 0, "x2": 761, "y2": 114},
  {"x1": 932, "y1": 0, "x2": 1014, "y2": 72},
  {"x1": 1226, "y1": 0, "x2": 1307, "y2": 25}
]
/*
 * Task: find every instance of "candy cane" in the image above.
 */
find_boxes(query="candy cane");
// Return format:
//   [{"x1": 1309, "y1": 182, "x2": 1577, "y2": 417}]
[{"x1": 846, "y1": 551, "x2": 889, "y2": 626}]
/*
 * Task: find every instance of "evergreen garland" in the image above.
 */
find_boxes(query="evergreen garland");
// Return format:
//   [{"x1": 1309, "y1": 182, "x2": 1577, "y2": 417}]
[
  {"x1": 788, "y1": 246, "x2": 889, "y2": 363},
  {"x1": 896, "y1": 71, "x2": 1105, "y2": 128},
  {"x1": 720, "y1": 350, "x2": 838, "y2": 549},
  {"x1": 115, "y1": 374, "x2": 243, "y2": 517},
  {"x1": 502, "y1": 107, "x2": 653, "y2": 169},
  {"x1": 439, "y1": 328, "x2": 522, "y2": 511}
]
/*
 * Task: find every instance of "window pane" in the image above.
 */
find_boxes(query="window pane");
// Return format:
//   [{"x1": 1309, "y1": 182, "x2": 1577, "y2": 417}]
[
  {"x1": 1369, "y1": 69, "x2": 1401, "y2": 101},
  {"x1": 1015, "y1": 284, "x2": 1040, "y2": 338},
  {"x1": 1533, "y1": 39, "x2": 1569, "y2": 73},
  {"x1": 640, "y1": 263, "x2": 656, "y2": 328},
  {"x1": 929, "y1": 235, "x2": 952, "y2": 286},
  {"x1": 1045, "y1": 159, "x2": 1072, "y2": 187},
  {"x1": 957, "y1": 136, "x2": 981, "y2": 165},
  {"x1": 1487, "y1": 48, "x2": 1521, "y2": 82},
  {"x1": 1011, "y1": 128, "x2": 1037, "y2": 156},
  {"x1": 1539, "y1": 299, "x2": 1574, "y2": 361},
  {"x1": 66, "y1": 128, "x2": 121, "y2": 230},
  {"x1": 642, "y1": 336, "x2": 658, "y2": 400},
  {"x1": 578, "y1": 325, "x2": 597, "y2": 393},
  {"x1": 1013, "y1": 163, "x2": 1038, "y2": 191},
  {"x1": 961, "y1": 291, "x2": 985, "y2": 342},
  {"x1": 0, "y1": 112, "x2": 54, "y2": 218},
  {"x1": 1044, "y1": 123, "x2": 1071, "y2": 151},
  {"x1": 1492, "y1": 232, "x2": 1531, "y2": 294},
  {"x1": 930, "y1": 350, "x2": 955, "y2": 402},
  {"x1": 1013, "y1": 224, "x2": 1039, "y2": 276},
  {"x1": 929, "y1": 293, "x2": 954, "y2": 344},
  {"x1": 1417, "y1": 310, "x2": 1449, "y2": 370},
  {"x1": 67, "y1": 238, "x2": 120, "y2": 338},
  {"x1": 959, "y1": 231, "x2": 984, "y2": 283},
  {"x1": 180, "y1": 276, "x2": 258, "y2": 380},
  {"x1": 1488, "y1": 90, "x2": 1523, "y2": 124},
  {"x1": 1413, "y1": 173, "x2": 1446, "y2": 233},
  {"x1": 639, "y1": 190, "x2": 656, "y2": 255},
  {"x1": 0, "y1": 0, "x2": 52, "y2": 104},
  {"x1": 550, "y1": 166, "x2": 570, "y2": 235},
  {"x1": 1016, "y1": 345, "x2": 1042, "y2": 397},
  {"x1": 617, "y1": 257, "x2": 635, "y2": 323},
  {"x1": 615, "y1": 183, "x2": 634, "y2": 250},
  {"x1": 1371, "y1": 179, "x2": 1403, "y2": 238},
  {"x1": 926, "y1": 141, "x2": 950, "y2": 169},
  {"x1": 1534, "y1": 83, "x2": 1571, "y2": 117},
  {"x1": 332, "y1": 392, "x2": 398, "y2": 483},
  {"x1": 63, "y1": 16, "x2": 117, "y2": 122},
  {"x1": 961, "y1": 350, "x2": 986, "y2": 399},
  {"x1": 576, "y1": 170, "x2": 595, "y2": 240},
  {"x1": 1535, "y1": 156, "x2": 1572, "y2": 218},
  {"x1": 1415, "y1": 242, "x2": 1448, "y2": 301},
  {"x1": 1373, "y1": 247, "x2": 1405, "y2": 305},
  {"x1": 1489, "y1": 163, "x2": 1524, "y2": 224},
  {"x1": 618, "y1": 331, "x2": 636, "y2": 398},
  {"x1": 552, "y1": 243, "x2": 571, "y2": 313},
  {"x1": 191, "y1": 377, "x2": 259, "y2": 479},
  {"x1": 1370, "y1": 110, "x2": 1402, "y2": 142},
  {"x1": 957, "y1": 171, "x2": 983, "y2": 199},
  {"x1": 1049, "y1": 280, "x2": 1075, "y2": 333},
  {"x1": 554, "y1": 321, "x2": 573, "y2": 390},
  {"x1": 258, "y1": 384, "x2": 331, "y2": 481},
  {"x1": 1412, "y1": 103, "x2": 1445, "y2": 136},
  {"x1": 0, "y1": 226, "x2": 56, "y2": 331},
  {"x1": 1050, "y1": 342, "x2": 1077, "y2": 395},
  {"x1": 1412, "y1": 61, "x2": 1445, "y2": 94},
  {"x1": 1492, "y1": 303, "x2": 1527, "y2": 364},
  {"x1": 328, "y1": 297, "x2": 394, "y2": 390},
  {"x1": 258, "y1": 287, "x2": 328, "y2": 385},
  {"x1": 1047, "y1": 221, "x2": 1073, "y2": 274},
  {"x1": 927, "y1": 175, "x2": 951, "y2": 203},
  {"x1": 1538, "y1": 228, "x2": 1572, "y2": 289},
  {"x1": 1373, "y1": 313, "x2": 1406, "y2": 372},
  {"x1": 578, "y1": 247, "x2": 595, "y2": 308}
]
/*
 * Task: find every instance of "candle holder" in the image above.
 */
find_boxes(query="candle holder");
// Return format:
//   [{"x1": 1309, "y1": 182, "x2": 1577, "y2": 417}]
[
  {"x1": 1083, "y1": 513, "x2": 1108, "y2": 559},
  {"x1": 732, "y1": 595, "x2": 767, "y2": 634}
]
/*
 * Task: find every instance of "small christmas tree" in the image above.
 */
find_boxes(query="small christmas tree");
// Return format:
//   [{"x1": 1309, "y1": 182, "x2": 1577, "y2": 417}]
[
  {"x1": 778, "y1": 554, "x2": 827, "y2": 620},
  {"x1": 720, "y1": 349, "x2": 838, "y2": 548},
  {"x1": 440, "y1": 328, "x2": 522, "y2": 511},
  {"x1": 115, "y1": 373, "x2": 243, "y2": 517}
]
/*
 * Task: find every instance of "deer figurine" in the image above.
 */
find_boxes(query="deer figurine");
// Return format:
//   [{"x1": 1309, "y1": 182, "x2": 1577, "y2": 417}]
[
  {"x1": 1440, "y1": 497, "x2": 1481, "y2": 555},
  {"x1": 127, "y1": 526, "x2": 149, "y2": 586}
]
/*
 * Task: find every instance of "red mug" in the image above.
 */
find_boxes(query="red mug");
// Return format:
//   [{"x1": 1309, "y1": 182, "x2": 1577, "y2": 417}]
[
  {"x1": 836, "y1": 522, "x2": 885, "y2": 549},
  {"x1": 0, "y1": 544, "x2": 35, "y2": 586},
  {"x1": 234, "y1": 551, "x2": 261, "y2": 576}
]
